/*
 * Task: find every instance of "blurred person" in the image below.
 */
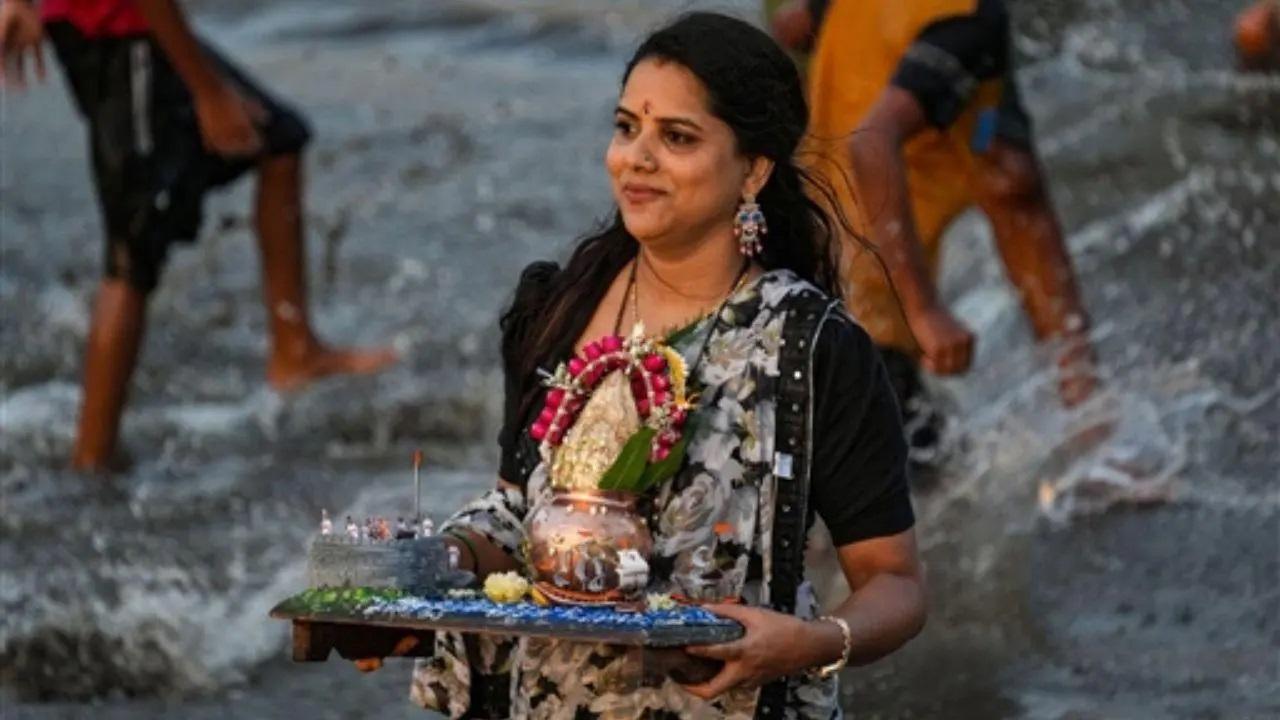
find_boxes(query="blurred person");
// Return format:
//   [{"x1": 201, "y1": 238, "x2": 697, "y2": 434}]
[
  {"x1": 1234, "y1": 1, "x2": 1280, "y2": 70},
  {"x1": 771, "y1": 0, "x2": 1100, "y2": 478},
  {"x1": 0, "y1": 0, "x2": 397, "y2": 472}
]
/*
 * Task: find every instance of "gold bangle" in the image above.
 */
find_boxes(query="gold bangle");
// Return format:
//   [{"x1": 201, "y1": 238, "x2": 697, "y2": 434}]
[{"x1": 807, "y1": 615, "x2": 852, "y2": 680}]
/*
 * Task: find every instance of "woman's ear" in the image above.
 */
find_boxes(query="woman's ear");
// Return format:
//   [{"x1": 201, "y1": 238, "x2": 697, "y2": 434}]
[{"x1": 743, "y1": 155, "x2": 776, "y2": 198}]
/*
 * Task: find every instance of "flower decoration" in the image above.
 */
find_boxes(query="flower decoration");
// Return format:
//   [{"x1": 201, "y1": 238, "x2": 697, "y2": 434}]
[
  {"x1": 645, "y1": 592, "x2": 678, "y2": 612},
  {"x1": 531, "y1": 324, "x2": 693, "y2": 493},
  {"x1": 483, "y1": 571, "x2": 531, "y2": 604}
]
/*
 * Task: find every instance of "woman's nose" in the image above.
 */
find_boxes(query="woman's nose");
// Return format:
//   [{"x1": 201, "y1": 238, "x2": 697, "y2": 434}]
[{"x1": 627, "y1": 132, "x2": 658, "y2": 172}]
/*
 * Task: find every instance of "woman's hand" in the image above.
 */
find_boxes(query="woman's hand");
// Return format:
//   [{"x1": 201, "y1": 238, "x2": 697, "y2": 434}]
[{"x1": 680, "y1": 603, "x2": 841, "y2": 700}]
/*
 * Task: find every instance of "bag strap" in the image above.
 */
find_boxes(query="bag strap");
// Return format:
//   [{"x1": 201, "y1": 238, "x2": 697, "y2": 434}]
[{"x1": 756, "y1": 290, "x2": 840, "y2": 720}]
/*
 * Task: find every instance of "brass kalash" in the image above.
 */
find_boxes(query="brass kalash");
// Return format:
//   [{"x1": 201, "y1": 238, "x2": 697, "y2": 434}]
[{"x1": 524, "y1": 326, "x2": 691, "y2": 605}]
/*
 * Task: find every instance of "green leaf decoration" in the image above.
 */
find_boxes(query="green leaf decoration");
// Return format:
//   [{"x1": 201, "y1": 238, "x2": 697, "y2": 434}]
[
  {"x1": 598, "y1": 427, "x2": 656, "y2": 491},
  {"x1": 664, "y1": 315, "x2": 706, "y2": 347},
  {"x1": 635, "y1": 436, "x2": 687, "y2": 492}
]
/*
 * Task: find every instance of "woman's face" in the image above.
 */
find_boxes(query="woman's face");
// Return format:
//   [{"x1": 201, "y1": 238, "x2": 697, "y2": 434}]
[{"x1": 606, "y1": 58, "x2": 760, "y2": 247}]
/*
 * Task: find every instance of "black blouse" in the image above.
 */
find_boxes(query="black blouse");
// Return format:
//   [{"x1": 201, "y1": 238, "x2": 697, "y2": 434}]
[{"x1": 496, "y1": 262, "x2": 913, "y2": 547}]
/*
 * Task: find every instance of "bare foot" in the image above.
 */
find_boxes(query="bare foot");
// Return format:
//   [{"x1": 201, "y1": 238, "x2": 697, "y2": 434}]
[{"x1": 267, "y1": 345, "x2": 399, "y2": 392}]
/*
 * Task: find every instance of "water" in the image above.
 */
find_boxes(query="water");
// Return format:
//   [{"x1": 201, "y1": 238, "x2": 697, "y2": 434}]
[{"x1": 1, "y1": 0, "x2": 1276, "y2": 717}]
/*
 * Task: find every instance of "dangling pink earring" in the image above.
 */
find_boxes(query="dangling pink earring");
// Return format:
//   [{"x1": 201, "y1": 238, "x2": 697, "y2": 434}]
[{"x1": 733, "y1": 195, "x2": 766, "y2": 257}]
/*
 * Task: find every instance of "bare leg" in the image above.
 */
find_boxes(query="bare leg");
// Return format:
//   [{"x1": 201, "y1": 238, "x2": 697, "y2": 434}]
[
  {"x1": 973, "y1": 139, "x2": 1098, "y2": 407},
  {"x1": 72, "y1": 278, "x2": 146, "y2": 471},
  {"x1": 254, "y1": 153, "x2": 396, "y2": 391}
]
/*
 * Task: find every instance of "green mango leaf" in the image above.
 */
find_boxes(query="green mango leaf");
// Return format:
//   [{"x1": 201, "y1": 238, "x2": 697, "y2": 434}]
[
  {"x1": 635, "y1": 436, "x2": 688, "y2": 493},
  {"x1": 598, "y1": 427, "x2": 656, "y2": 491},
  {"x1": 664, "y1": 317, "x2": 704, "y2": 347}
]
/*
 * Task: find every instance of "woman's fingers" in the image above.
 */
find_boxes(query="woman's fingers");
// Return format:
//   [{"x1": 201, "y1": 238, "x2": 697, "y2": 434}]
[
  {"x1": 680, "y1": 661, "x2": 743, "y2": 700},
  {"x1": 699, "y1": 601, "x2": 757, "y2": 623},
  {"x1": 684, "y1": 640, "x2": 743, "y2": 660}
]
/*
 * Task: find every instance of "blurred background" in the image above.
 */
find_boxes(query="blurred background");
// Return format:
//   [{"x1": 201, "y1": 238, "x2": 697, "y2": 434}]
[{"x1": 1, "y1": 0, "x2": 1276, "y2": 718}]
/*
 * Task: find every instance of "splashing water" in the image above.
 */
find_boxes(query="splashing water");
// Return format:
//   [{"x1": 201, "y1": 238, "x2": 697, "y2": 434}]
[{"x1": 1, "y1": 0, "x2": 1276, "y2": 717}]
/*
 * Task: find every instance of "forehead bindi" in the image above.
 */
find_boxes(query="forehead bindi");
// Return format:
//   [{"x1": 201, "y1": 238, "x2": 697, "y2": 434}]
[{"x1": 622, "y1": 60, "x2": 710, "y2": 120}]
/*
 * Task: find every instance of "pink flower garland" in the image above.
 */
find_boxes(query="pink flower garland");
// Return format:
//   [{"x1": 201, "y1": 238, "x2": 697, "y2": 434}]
[{"x1": 530, "y1": 332, "x2": 689, "y2": 462}]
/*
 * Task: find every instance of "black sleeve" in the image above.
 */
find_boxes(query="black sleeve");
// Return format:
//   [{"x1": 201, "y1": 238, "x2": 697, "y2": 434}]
[
  {"x1": 890, "y1": 0, "x2": 1011, "y2": 130},
  {"x1": 808, "y1": 314, "x2": 915, "y2": 547},
  {"x1": 496, "y1": 261, "x2": 560, "y2": 486}
]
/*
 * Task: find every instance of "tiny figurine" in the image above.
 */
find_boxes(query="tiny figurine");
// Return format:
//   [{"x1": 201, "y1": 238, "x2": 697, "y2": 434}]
[
  {"x1": 320, "y1": 509, "x2": 333, "y2": 536},
  {"x1": 345, "y1": 515, "x2": 358, "y2": 541},
  {"x1": 616, "y1": 549, "x2": 649, "y2": 595},
  {"x1": 447, "y1": 544, "x2": 461, "y2": 570},
  {"x1": 419, "y1": 516, "x2": 435, "y2": 537}
]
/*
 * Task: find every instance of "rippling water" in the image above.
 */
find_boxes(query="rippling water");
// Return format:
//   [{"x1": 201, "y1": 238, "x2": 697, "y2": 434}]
[{"x1": 2, "y1": 1, "x2": 1276, "y2": 717}]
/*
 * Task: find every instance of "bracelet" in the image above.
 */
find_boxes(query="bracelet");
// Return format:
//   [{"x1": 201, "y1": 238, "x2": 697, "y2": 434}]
[
  {"x1": 442, "y1": 528, "x2": 479, "y2": 573},
  {"x1": 807, "y1": 615, "x2": 852, "y2": 680}
]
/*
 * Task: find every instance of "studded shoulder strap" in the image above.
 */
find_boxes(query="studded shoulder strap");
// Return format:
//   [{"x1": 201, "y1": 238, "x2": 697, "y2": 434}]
[{"x1": 755, "y1": 290, "x2": 840, "y2": 719}]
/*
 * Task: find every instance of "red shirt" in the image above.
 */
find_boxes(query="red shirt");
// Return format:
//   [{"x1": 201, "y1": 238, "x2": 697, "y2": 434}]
[{"x1": 41, "y1": 0, "x2": 150, "y2": 38}]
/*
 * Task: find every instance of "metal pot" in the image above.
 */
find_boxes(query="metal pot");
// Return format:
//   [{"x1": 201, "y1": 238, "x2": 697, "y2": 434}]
[{"x1": 525, "y1": 488, "x2": 653, "y2": 604}]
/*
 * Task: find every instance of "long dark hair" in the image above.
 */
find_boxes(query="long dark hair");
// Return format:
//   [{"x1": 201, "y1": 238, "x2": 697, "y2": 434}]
[{"x1": 502, "y1": 12, "x2": 855, "y2": 422}]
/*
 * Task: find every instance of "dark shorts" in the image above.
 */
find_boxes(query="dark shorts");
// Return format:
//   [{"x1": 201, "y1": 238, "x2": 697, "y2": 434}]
[
  {"x1": 890, "y1": 0, "x2": 1032, "y2": 151},
  {"x1": 47, "y1": 22, "x2": 312, "y2": 293}
]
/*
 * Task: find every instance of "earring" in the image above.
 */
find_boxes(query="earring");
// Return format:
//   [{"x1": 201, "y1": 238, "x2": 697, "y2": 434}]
[{"x1": 733, "y1": 195, "x2": 766, "y2": 257}]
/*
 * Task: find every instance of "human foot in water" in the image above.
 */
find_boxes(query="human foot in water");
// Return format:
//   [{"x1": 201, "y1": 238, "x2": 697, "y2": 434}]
[{"x1": 267, "y1": 342, "x2": 399, "y2": 392}]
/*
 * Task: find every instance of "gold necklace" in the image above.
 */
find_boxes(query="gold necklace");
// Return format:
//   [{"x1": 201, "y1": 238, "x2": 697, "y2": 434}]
[{"x1": 628, "y1": 256, "x2": 750, "y2": 339}]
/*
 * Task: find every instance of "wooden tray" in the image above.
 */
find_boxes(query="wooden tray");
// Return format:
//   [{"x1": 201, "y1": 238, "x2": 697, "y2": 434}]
[{"x1": 270, "y1": 590, "x2": 743, "y2": 684}]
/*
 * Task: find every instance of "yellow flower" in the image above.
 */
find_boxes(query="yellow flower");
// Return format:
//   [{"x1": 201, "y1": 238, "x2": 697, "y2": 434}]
[
  {"x1": 659, "y1": 345, "x2": 689, "y2": 406},
  {"x1": 645, "y1": 592, "x2": 677, "y2": 612},
  {"x1": 483, "y1": 571, "x2": 530, "y2": 604}
]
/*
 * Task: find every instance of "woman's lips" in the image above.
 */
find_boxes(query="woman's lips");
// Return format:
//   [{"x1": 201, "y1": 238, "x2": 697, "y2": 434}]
[{"x1": 621, "y1": 183, "x2": 666, "y2": 204}]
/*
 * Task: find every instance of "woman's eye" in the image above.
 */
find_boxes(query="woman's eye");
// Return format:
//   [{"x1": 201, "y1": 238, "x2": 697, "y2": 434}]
[
  {"x1": 665, "y1": 130, "x2": 695, "y2": 146},
  {"x1": 614, "y1": 120, "x2": 635, "y2": 136}
]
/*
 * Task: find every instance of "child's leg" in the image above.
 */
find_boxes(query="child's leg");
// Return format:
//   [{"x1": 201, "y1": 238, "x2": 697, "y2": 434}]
[
  {"x1": 72, "y1": 278, "x2": 147, "y2": 471},
  {"x1": 254, "y1": 152, "x2": 396, "y2": 390}
]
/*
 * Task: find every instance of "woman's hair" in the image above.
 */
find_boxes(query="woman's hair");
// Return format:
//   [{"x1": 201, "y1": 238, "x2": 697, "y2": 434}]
[{"x1": 502, "y1": 11, "x2": 856, "y2": 422}]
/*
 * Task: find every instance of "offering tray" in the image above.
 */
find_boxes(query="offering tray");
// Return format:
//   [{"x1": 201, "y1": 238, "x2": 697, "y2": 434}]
[{"x1": 271, "y1": 588, "x2": 744, "y2": 683}]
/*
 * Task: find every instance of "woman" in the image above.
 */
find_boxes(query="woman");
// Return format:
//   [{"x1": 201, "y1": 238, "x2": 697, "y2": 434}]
[{"x1": 416, "y1": 13, "x2": 926, "y2": 719}]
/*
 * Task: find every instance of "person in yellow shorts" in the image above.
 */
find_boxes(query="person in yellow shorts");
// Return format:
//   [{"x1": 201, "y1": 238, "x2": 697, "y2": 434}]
[{"x1": 771, "y1": 0, "x2": 1099, "y2": 476}]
